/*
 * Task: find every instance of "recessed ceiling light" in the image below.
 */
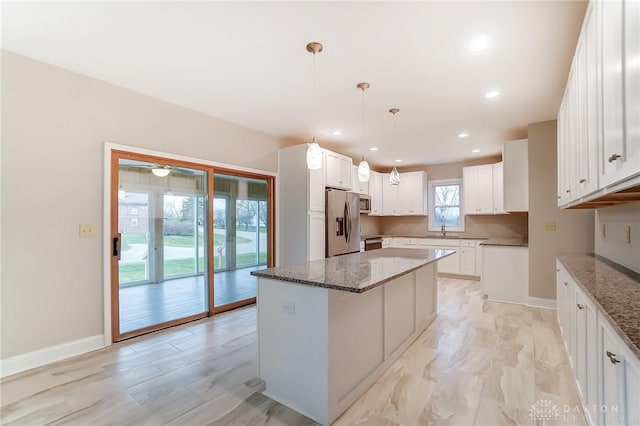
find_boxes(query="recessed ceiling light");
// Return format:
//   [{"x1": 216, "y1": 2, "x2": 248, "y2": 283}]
[
  {"x1": 472, "y1": 149, "x2": 481, "y2": 153},
  {"x1": 332, "y1": 130, "x2": 342, "y2": 136},
  {"x1": 458, "y1": 132, "x2": 469, "y2": 138},
  {"x1": 370, "y1": 147, "x2": 378, "y2": 152},
  {"x1": 485, "y1": 90, "x2": 500, "y2": 99},
  {"x1": 395, "y1": 159, "x2": 403, "y2": 163},
  {"x1": 469, "y1": 37, "x2": 489, "y2": 52}
]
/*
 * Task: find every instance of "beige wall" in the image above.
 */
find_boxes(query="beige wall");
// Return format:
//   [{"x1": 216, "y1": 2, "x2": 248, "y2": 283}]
[
  {"x1": 1, "y1": 51, "x2": 284, "y2": 358},
  {"x1": 595, "y1": 202, "x2": 640, "y2": 273},
  {"x1": 527, "y1": 120, "x2": 594, "y2": 300}
]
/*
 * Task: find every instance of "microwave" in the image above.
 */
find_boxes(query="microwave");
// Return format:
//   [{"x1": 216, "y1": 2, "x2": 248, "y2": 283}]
[{"x1": 359, "y1": 195, "x2": 371, "y2": 214}]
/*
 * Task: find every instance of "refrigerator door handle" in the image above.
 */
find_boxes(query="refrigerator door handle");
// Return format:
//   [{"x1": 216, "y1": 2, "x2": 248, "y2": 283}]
[{"x1": 344, "y1": 201, "x2": 350, "y2": 243}]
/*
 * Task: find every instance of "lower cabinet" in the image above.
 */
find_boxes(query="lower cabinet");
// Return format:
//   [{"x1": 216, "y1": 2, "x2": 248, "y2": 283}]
[
  {"x1": 390, "y1": 238, "x2": 479, "y2": 277},
  {"x1": 482, "y1": 246, "x2": 528, "y2": 304},
  {"x1": 557, "y1": 258, "x2": 640, "y2": 426}
]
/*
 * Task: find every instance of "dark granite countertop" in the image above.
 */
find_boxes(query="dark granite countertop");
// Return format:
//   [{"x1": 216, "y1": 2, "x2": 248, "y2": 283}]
[
  {"x1": 480, "y1": 237, "x2": 529, "y2": 247},
  {"x1": 559, "y1": 254, "x2": 640, "y2": 359},
  {"x1": 251, "y1": 248, "x2": 455, "y2": 293}
]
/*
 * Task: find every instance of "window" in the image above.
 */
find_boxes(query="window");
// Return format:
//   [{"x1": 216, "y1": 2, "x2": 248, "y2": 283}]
[
  {"x1": 130, "y1": 217, "x2": 138, "y2": 227},
  {"x1": 428, "y1": 179, "x2": 464, "y2": 232}
]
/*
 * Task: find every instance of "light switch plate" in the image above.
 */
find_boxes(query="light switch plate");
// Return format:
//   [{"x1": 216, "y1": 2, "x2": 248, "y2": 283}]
[
  {"x1": 544, "y1": 221, "x2": 556, "y2": 231},
  {"x1": 79, "y1": 224, "x2": 96, "y2": 238}
]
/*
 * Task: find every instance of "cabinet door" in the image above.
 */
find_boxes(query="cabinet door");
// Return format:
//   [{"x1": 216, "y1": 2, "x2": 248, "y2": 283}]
[
  {"x1": 351, "y1": 165, "x2": 369, "y2": 195},
  {"x1": 308, "y1": 211, "x2": 325, "y2": 261},
  {"x1": 308, "y1": 164, "x2": 325, "y2": 212},
  {"x1": 556, "y1": 262, "x2": 565, "y2": 334},
  {"x1": 600, "y1": 0, "x2": 625, "y2": 187},
  {"x1": 477, "y1": 165, "x2": 494, "y2": 214},
  {"x1": 557, "y1": 102, "x2": 568, "y2": 206},
  {"x1": 575, "y1": 287, "x2": 597, "y2": 405},
  {"x1": 620, "y1": 343, "x2": 640, "y2": 426},
  {"x1": 463, "y1": 166, "x2": 479, "y2": 213},
  {"x1": 409, "y1": 172, "x2": 427, "y2": 215},
  {"x1": 492, "y1": 163, "x2": 504, "y2": 214},
  {"x1": 325, "y1": 152, "x2": 351, "y2": 190},
  {"x1": 622, "y1": 0, "x2": 640, "y2": 184},
  {"x1": 369, "y1": 172, "x2": 383, "y2": 215},
  {"x1": 436, "y1": 250, "x2": 459, "y2": 274},
  {"x1": 598, "y1": 319, "x2": 624, "y2": 425},
  {"x1": 397, "y1": 174, "x2": 413, "y2": 215},
  {"x1": 382, "y1": 173, "x2": 399, "y2": 215},
  {"x1": 459, "y1": 247, "x2": 475, "y2": 275}
]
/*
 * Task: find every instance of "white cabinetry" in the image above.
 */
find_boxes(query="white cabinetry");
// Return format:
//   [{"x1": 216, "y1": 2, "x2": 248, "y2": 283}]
[
  {"x1": 278, "y1": 145, "x2": 327, "y2": 265},
  {"x1": 482, "y1": 245, "x2": 528, "y2": 304},
  {"x1": 503, "y1": 139, "x2": 529, "y2": 212},
  {"x1": 557, "y1": 257, "x2": 640, "y2": 426},
  {"x1": 382, "y1": 171, "x2": 427, "y2": 216},
  {"x1": 558, "y1": 0, "x2": 640, "y2": 207},
  {"x1": 463, "y1": 164, "x2": 494, "y2": 214},
  {"x1": 325, "y1": 151, "x2": 352, "y2": 190},
  {"x1": 459, "y1": 240, "x2": 477, "y2": 276},
  {"x1": 351, "y1": 165, "x2": 369, "y2": 195},
  {"x1": 368, "y1": 171, "x2": 383, "y2": 215},
  {"x1": 390, "y1": 238, "x2": 480, "y2": 277}
]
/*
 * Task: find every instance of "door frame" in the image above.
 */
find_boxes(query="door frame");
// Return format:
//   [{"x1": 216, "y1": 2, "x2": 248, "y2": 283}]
[{"x1": 104, "y1": 142, "x2": 276, "y2": 344}]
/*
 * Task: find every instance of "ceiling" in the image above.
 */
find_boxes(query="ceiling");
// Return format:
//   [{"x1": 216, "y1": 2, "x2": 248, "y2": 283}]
[{"x1": 2, "y1": 1, "x2": 587, "y2": 168}]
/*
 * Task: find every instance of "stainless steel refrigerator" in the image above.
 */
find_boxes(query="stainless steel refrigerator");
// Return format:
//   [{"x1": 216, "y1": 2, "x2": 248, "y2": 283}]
[{"x1": 326, "y1": 188, "x2": 361, "y2": 257}]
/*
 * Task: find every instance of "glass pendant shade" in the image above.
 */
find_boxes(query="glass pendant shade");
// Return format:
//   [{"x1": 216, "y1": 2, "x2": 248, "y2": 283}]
[
  {"x1": 358, "y1": 158, "x2": 370, "y2": 182},
  {"x1": 389, "y1": 166, "x2": 401, "y2": 186},
  {"x1": 306, "y1": 137, "x2": 323, "y2": 170}
]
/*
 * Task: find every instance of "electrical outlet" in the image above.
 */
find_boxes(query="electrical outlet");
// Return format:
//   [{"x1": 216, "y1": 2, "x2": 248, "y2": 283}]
[
  {"x1": 79, "y1": 224, "x2": 96, "y2": 238},
  {"x1": 627, "y1": 226, "x2": 632, "y2": 244},
  {"x1": 282, "y1": 302, "x2": 295, "y2": 315},
  {"x1": 544, "y1": 221, "x2": 556, "y2": 231}
]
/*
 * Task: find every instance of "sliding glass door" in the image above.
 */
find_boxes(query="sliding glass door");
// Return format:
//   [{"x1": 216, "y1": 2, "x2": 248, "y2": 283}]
[{"x1": 111, "y1": 151, "x2": 274, "y2": 341}]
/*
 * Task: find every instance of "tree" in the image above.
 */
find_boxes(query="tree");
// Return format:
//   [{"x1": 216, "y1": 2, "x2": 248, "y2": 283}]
[
  {"x1": 236, "y1": 200, "x2": 257, "y2": 230},
  {"x1": 181, "y1": 197, "x2": 194, "y2": 222},
  {"x1": 258, "y1": 201, "x2": 267, "y2": 228}
]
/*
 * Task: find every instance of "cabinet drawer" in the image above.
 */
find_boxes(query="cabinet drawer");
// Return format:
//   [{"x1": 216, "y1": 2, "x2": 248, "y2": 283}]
[
  {"x1": 423, "y1": 239, "x2": 459, "y2": 247},
  {"x1": 460, "y1": 240, "x2": 478, "y2": 247}
]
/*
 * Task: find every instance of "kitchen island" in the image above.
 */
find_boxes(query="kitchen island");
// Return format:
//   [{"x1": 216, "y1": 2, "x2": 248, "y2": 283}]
[{"x1": 251, "y1": 248, "x2": 454, "y2": 425}]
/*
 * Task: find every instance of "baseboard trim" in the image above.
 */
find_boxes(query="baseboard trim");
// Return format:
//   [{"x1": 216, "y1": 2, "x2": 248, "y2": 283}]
[
  {"x1": 0, "y1": 334, "x2": 105, "y2": 378},
  {"x1": 526, "y1": 297, "x2": 557, "y2": 310}
]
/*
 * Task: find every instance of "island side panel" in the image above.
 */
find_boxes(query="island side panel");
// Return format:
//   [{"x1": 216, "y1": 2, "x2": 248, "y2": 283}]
[
  {"x1": 385, "y1": 273, "x2": 417, "y2": 359},
  {"x1": 415, "y1": 263, "x2": 438, "y2": 330},
  {"x1": 257, "y1": 277, "x2": 330, "y2": 425},
  {"x1": 327, "y1": 286, "x2": 385, "y2": 418}
]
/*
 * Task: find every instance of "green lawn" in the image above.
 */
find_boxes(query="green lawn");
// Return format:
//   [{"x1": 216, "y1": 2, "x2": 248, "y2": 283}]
[
  {"x1": 119, "y1": 252, "x2": 267, "y2": 283},
  {"x1": 122, "y1": 232, "x2": 253, "y2": 250}
]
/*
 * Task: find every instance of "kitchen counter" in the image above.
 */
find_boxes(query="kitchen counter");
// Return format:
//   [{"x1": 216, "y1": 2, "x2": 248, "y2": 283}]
[
  {"x1": 361, "y1": 234, "x2": 488, "y2": 240},
  {"x1": 558, "y1": 254, "x2": 640, "y2": 359},
  {"x1": 480, "y1": 237, "x2": 529, "y2": 247},
  {"x1": 251, "y1": 247, "x2": 454, "y2": 293}
]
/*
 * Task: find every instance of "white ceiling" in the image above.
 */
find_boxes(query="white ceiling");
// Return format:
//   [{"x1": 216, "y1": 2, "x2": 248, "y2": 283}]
[{"x1": 2, "y1": 1, "x2": 587, "y2": 168}]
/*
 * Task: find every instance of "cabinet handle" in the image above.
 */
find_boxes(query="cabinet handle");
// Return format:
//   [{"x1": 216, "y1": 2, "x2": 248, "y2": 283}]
[
  {"x1": 556, "y1": 268, "x2": 560, "y2": 272},
  {"x1": 566, "y1": 189, "x2": 571, "y2": 193},
  {"x1": 577, "y1": 303, "x2": 585, "y2": 310},
  {"x1": 608, "y1": 153, "x2": 622, "y2": 163},
  {"x1": 579, "y1": 178, "x2": 586, "y2": 183},
  {"x1": 563, "y1": 281, "x2": 568, "y2": 286},
  {"x1": 606, "y1": 350, "x2": 621, "y2": 364},
  {"x1": 557, "y1": 196, "x2": 561, "y2": 199}
]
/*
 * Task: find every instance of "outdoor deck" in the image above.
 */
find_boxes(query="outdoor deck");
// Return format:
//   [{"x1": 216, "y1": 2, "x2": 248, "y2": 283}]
[{"x1": 119, "y1": 266, "x2": 261, "y2": 333}]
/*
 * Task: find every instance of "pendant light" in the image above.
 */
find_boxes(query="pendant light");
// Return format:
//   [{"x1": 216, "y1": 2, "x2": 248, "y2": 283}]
[
  {"x1": 356, "y1": 82, "x2": 371, "y2": 182},
  {"x1": 152, "y1": 165, "x2": 171, "y2": 177},
  {"x1": 389, "y1": 108, "x2": 401, "y2": 186},
  {"x1": 306, "y1": 42, "x2": 323, "y2": 170}
]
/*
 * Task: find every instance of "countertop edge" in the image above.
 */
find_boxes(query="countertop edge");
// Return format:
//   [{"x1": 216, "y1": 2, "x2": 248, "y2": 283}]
[{"x1": 558, "y1": 254, "x2": 640, "y2": 360}]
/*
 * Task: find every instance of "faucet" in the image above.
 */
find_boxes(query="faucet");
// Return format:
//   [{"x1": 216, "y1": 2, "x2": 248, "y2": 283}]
[{"x1": 441, "y1": 222, "x2": 446, "y2": 236}]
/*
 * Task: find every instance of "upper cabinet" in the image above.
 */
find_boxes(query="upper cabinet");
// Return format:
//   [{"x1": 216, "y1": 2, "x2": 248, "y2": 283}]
[
  {"x1": 325, "y1": 151, "x2": 352, "y2": 190},
  {"x1": 351, "y1": 165, "x2": 369, "y2": 195},
  {"x1": 382, "y1": 171, "x2": 427, "y2": 216},
  {"x1": 492, "y1": 162, "x2": 505, "y2": 214},
  {"x1": 463, "y1": 164, "x2": 494, "y2": 214},
  {"x1": 368, "y1": 171, "x2": 383, "y2": 216},
  {"x1": 503, "y1": 139, "x2": 529, "y2": 212},
  {"x1": 558, "y1": 0, "x2": 640, "y2": 208}
]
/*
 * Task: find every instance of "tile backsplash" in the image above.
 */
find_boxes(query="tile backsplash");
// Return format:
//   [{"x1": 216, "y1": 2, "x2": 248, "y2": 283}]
[{"x1": 360, "y1": 213, "x2": 528, "y2": 239}]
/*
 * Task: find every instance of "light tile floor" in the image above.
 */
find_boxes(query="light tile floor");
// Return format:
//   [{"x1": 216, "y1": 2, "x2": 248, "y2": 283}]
[{"x1": 1, "y1": 278, "x2": 585, "y2": 425}]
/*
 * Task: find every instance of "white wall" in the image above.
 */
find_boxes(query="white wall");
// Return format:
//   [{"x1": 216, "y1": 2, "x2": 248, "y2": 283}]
[
  {"x1": 527, "y1": 120, "x2": 594, "y2": 300},
  {"x1": 0, "y1": 50, "x2": 283, "y2": 360},
  {"x1": 595, "y1": 202, "x2": 640, "y2": 273}
]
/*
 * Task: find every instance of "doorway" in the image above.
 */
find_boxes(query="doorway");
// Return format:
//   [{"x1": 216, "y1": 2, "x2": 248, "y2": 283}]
[{"x1": 110, "y1": 150, "x2": 274, "y2": 341}]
